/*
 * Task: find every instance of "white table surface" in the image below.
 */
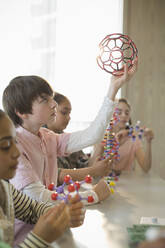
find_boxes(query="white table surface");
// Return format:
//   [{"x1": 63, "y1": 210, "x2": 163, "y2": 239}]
[{"x1": 53, "y1": 171, "x2": 165, "y2": 248}]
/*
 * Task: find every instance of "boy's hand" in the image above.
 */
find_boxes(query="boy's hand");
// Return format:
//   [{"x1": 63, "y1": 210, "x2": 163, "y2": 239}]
[
  {"x1": 93, "y1": 179, "x2": 111, "y2": 201},
  {"x1": 111, "y1": 58, "x2": 138, "y2": 89},
  {"x1": 108, "y1": 59, "x2": 138, "y2": 101},
  {"x1": 33, "y1": 202, "x2": 70, "y2": 243},
  {"x1": 68, "y1": 194, "x2": 86, "y2": 228},
  {"x1": 144, "y1": 128, "x2": 154, "y2": 143},
  {"x1": 91, "y1": 156, "x2": 113, "y2": 177}
]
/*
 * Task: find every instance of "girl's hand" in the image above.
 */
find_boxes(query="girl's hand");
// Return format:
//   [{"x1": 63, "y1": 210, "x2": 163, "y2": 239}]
[
  {"x1": 144, "y1": 128, "x2": 154, "y2": 142},
  {"x1": 93, "y1": 179, "x2": 111, "y2": 201},
  {"x1": 115, "y1": 129, "x2": 129, "y2": 144},
  {"x1": 91, "y1": 155, "x2": 114, "y2": 177},
  {"x1": 68, "y1": 194, "x2": 86, "y2": 228},
  {"x1": 33, "y1": 202, "x2": 70, "y2": 243}
]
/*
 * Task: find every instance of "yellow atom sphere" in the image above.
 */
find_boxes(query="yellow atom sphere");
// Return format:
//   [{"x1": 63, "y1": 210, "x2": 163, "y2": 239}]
[
  {"x1": 110, "y1": 188, "x2": 115, "y2": 194},
  {"x1": 109, "y1": 181, "x2": 115, "y2": 186}
]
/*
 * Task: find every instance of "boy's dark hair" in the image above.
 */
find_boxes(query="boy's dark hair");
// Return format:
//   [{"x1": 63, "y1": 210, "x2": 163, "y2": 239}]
[
  {"x1": 53, "y1": 92, "x2": 68, "y2": 105},
  {"x1": 3, "y1": 75, "x2": 53, "y2": 126}
]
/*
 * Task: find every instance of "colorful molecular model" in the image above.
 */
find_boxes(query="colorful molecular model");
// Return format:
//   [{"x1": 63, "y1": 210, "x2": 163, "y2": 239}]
[
  {"x1": 126, "y1": 120, "x2": 144, "y2": 141},
  {"x1": 101, "y1": 108, "x2": 120, "y2": 162},
  {"x1": 104, "y1": 176, "x2": 118, "y2": 186},
  {"x1": 97, "y1": 33, "x2": 138, "y2": 76},
  {"x1": 48, "y1": 175, "x2": 95, "y2": 203}
]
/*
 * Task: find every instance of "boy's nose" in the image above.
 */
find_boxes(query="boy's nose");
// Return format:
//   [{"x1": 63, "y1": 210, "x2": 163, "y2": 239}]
[
  {"x1": 67, "y1": 115, "x2": 71, "y2": 121},
  {"x1": 51, "y1": 99, "x2": 57, "y2": 108}
]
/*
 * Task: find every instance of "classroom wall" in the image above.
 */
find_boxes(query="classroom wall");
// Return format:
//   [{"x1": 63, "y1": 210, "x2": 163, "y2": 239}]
[{"x1": 122, "y1": 0, "x2": 165, "y2": 178}]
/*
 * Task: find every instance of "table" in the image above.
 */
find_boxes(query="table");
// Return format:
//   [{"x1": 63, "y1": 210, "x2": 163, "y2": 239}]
[{"x1": 54, "y1": 171, "x2": 165, "y2": 248}]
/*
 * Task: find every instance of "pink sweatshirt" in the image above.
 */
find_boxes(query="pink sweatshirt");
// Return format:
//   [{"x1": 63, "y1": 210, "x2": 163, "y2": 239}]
[
  {"x1": 113, "y1": 137, "x2": 142, "y2": 171},
  {"x1": 11, "y1": 126, "x2": 70, "y2": 246},
  {"x1": 11, "y1": 126, "x2": 70, "y2": 189}
]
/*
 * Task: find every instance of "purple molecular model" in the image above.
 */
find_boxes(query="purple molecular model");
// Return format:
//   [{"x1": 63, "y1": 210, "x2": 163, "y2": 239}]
[
  {"x1": 48, "y1": 175, "x2": 95, "y2": 203},
  {"x1": 126, "y1": 120, "x2": 144, "y2": 141},
  {"x1": 97, "y1": 33, "x2": 138, "y2": 76}
]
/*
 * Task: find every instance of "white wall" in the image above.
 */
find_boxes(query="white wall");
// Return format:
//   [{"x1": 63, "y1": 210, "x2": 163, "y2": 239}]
[{"x1": 55, "y1": 0, "x2": 123, "y2": 124}]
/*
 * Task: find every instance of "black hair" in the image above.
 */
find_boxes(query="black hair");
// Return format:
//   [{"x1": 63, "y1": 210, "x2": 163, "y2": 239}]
[
  {"x1": 53, "y1": 92, "x2": 69, "y2": 105},
  {"x1": 3, "y1": 75, "x2": 53, "y2": 126}
]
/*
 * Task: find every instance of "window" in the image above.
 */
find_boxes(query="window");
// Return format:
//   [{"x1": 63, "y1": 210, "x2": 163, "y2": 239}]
[{"x1": 0, "y1": 0, "x2": 123, "y2": 139}]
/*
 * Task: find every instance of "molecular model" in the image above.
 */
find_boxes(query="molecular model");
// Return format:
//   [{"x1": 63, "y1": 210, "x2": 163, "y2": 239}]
[
  {"x1": 96, "y1": 33, "x2": 138, "y2": 76},
  {"x1": 48, "y1": 175, "x2": 94, "y2": 203},
  {"x1": 48, "y1": 175, "x2": 115, "y2": 203},
  {"x1": 104, "y1": 176, "x2": 118, "y2": 185},
  {"x1": 101, "y1": 111, "x2": 144, "y2": 181},
  {"x1": 101, "y1": 108, "x2": 120, "y2": 162},
  {"x1": 101, "y1": 108, "x2": 120, "y2": 181},
  {"x1": 126, "y1": 120, "x2": 144, "y2": 141}
]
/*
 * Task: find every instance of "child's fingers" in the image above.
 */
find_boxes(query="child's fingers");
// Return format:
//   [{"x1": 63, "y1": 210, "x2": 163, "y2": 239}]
[
  {"x1": 70, "y1": 212, "x2": 85, "y2": 223},
  {"x1": 69, "y1": 219, "x2": 84, "y2": 228},
  {"x1": 45, "y1": 202, "x2": 66, "y2": 221},
  {"x1": 57, "y1": 206, "x2": 70, "y2": 224},
  {"x1": 69, "y1": 206, "x2": 86, "y2": 217},
  {"x1": 69, "y1": 200, "x2": 85, "y2": 228},
  {"x1": 129, "y1": 58, "x2": 138, "y2": 75},
  {"x1": 69, "y1": 200, "x2": 84, "y2": 211},
  {"x1": 133, "y1": 57, "x2": 138, "y2": 67},
  {"x1": 54, "y1": 206, "x2": 70, "y2": 230},
  {"x1": 43, "y1": 203, "x2": 64, "y2": 218},
  {"x1": 115, "y1": 130, "x2": 128, "y2": 142},
  {"x1": 95, "y1": 155, "x2": 102, "y2": 162},
  {"x1": 68, "y1": 194, "x2": 81, "y2": 204},
  {"x1": 104, "y1": 156, "x2": 113, "y2": 165},
  {"x1": 102, "y1": 154, "x2": 114, "y2": 163},
  {"x1": 123, "y1": 63, "x2": 129, "y2": 80},
  {"x1": 43, "y1": 206, "x2": 56, "y2": 217}
]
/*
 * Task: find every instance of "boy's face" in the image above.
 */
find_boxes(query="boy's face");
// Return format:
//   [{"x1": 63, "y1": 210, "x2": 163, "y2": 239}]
[
  {"x1": 0, "y1": 116, "x2": 20, "y2": 180},
  {"x1": 48, "y1": 99, "x2": 72, "y2": 132},
  {"x1": 26, "y1": 94, "x2": 57, "y2": 128}
]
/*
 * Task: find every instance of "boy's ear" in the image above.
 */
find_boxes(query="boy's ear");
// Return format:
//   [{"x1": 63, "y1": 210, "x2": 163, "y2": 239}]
[{"x1": 15, "y1": 111, "x2": 28, "y2": 120}]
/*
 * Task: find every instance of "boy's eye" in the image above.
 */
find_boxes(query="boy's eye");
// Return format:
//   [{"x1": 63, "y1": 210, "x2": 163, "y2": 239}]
[
  {"x1": 39, "y1": 95, "x2": 51, "y2": 103},
  {"x1": 41, "y1": 98, "x2": 48, "y2": 103},
  {"x1": 61, "y1": 111, "x2": 68, "y2": 116}
]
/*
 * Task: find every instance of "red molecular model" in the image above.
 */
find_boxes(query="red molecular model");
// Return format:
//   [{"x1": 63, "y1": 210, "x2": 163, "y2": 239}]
[
  {"x1": 48, "y1": 175, "x2": 95, "y2": 203},
  {"x1": 97, "y1": 33, "x2": 138, "y2": 76}
]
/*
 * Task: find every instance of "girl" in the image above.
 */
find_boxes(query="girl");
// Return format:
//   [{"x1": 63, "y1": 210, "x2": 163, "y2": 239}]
[
  {"x1": 0, "y1": 110, "x2": 85, "y2": 247},
  {"x1": 92, "y1": 98, "x2": 154, "y2": 173},
  {"x1": 46, "y1": 92, "x2": 93, "y2": 169}
]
